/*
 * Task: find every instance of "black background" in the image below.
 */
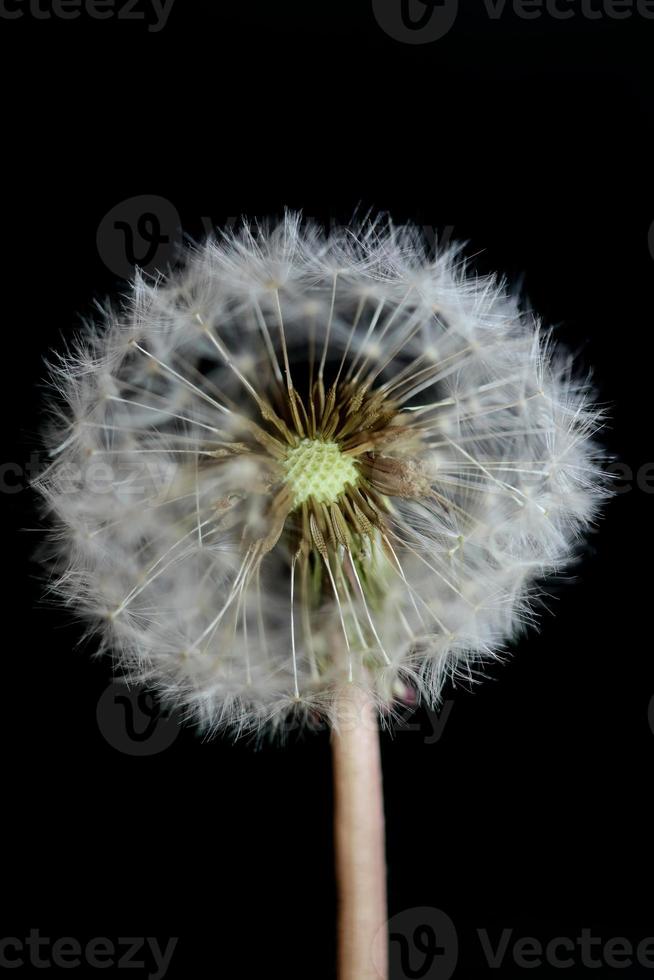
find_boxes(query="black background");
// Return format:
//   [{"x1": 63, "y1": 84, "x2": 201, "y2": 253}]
[{"x1": 3, "y1": 2, "x2": 653, "y2": 977}]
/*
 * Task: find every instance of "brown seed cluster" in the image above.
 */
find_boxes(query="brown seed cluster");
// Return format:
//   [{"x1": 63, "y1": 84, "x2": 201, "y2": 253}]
[{"x1": 219, "y1": 369, "x2": 429, "y2": 602}]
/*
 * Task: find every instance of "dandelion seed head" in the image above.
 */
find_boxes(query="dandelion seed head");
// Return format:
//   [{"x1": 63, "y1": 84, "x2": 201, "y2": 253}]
[{"x1": 36, "y1": 213, "x2": 609, "y2": 736}]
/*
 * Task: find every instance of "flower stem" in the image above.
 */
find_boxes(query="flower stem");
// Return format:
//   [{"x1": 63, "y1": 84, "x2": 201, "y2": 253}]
[{"x1": 332, "y1": 684, "x2": 388, "y2": 980}]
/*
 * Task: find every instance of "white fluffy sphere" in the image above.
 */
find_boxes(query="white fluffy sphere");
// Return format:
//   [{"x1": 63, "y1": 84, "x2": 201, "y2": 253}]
[{"x1": 37, "y1": 215, "x2": 607, "y2": 735}]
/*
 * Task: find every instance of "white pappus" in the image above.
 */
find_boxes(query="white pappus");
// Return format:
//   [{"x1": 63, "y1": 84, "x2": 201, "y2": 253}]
[{"x1": 36, "y1": 213, "x2": 608, "y2": 736}]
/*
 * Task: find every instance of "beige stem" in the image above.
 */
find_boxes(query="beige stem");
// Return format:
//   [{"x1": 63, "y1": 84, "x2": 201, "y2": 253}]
[{"x1": 332, "y1": 684, "x2": 388, "y2": 980}]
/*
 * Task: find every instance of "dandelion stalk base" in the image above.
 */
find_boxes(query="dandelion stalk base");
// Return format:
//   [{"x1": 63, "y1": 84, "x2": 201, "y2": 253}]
[{"x1": 332, "y1": 684, "x2": 387, "y2": 980}]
